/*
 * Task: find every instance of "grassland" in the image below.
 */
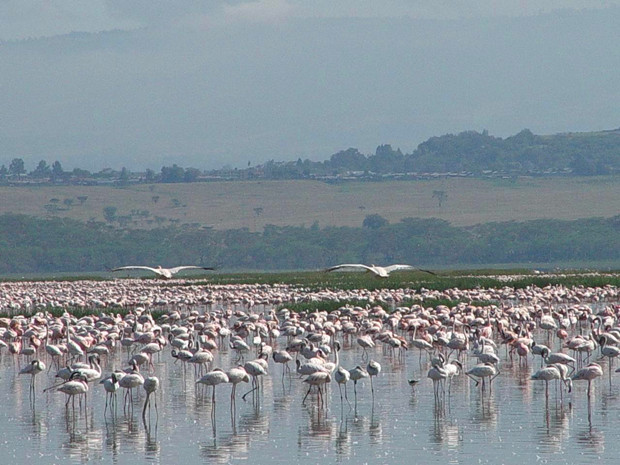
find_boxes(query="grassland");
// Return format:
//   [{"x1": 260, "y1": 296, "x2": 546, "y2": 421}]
[{"x1": 1, "y1": 176, "x2": 618, "y2": 231}]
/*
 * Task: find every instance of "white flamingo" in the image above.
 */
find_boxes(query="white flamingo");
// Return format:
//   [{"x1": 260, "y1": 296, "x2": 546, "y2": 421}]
[
  {"x1": 112, "y1": 265, "x2": 214, "y2": 279},
  {"x1": 57, "y1": 371, "x2": 89, "y2": 410},
  {"x1": 367, "y1": 359, "x2": 381, "y2": 399},
  {"x1": 349, "y1": 365, "x2": 369, "y2": 405},
  {"x1": 302, "y1": 372, "x2": 331, "y2": 406},
  {"x1": 19, "y1": 359, "x2": 45, "y2": 403},
  {"x1": 197, "y1": 369, "x2": 229, "y2": 403},
  {"x1": 142, "y1": 376, "x2": 160, "y2": 420},
  {"x1": 100, "y1": 372, "x2": 120, "y2": 414},
  {"x1": 326, "y1": 263, "x2": 435, "y2": 278},
  {"x1": 466, "y1": 363, "x2": 500, "y2": 393},
  {"x1": 573, "y1": 363, "x2": 603, "y2": 397},
  {"x1": 119, "y1": 362, "x2": 145, "y2": 411}
]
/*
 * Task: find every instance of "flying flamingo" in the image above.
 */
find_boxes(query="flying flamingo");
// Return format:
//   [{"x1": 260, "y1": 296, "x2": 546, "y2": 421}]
[
  {"x1": 326, "y1": 263, "x2": 435, "y2": 278},
  {"x1": 112, "y1": 265, "x2": 214, "y2": 279}
]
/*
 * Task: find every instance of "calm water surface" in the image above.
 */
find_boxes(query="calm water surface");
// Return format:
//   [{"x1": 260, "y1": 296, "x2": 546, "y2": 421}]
[{"x1": 2, "y1": 320, "x2": 619, "y2": 464}]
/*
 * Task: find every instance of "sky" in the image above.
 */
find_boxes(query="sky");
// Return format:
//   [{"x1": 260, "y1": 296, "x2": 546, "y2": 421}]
[{"x1": 1, "y1": 1, "x2": 619, "y2": 171}]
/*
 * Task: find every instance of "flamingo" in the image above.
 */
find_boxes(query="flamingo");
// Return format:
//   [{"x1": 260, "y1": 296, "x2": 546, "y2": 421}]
[
  {"x1": 100, "y1": 372, "x2": 120, "y2": 414},
  {"x1": 427, "y1": 364, "x2": 448, "y2": 400},
  {"x1": 598, "y1": 335, "x2": 620, "y2": 384},
  {"x1": 573, "y1": 363, "x2": 603, "y2": 397},
  {"x1": 531, "y1": 365, "x2": 562, "y2": 399},
  {"x1": 57, "y1": 371, "x2": 89, "y2": 410},
  {"x1": 242, "y1": 359, "x2": 268, "y2": 401},
  {"x1": 302, "y1": 372, "x2": 331, "y2": 406},
  {"x1": 112, "y1": 265, "x2": 214, "y2": 279},
  {"x1": 349, "y1": 365, "x2": 369, "y2": 405},
  {"x1": 326, "y1": 263, "x2": 435, "y2": 278},
  {"x1": 19, "y1": 359, "x2": 45, "y2": 403},
  {"x1": 142, "y1": 376, "x2": 160, "y2": 420},
  {"x1": 119, "y1": 361, "x2": 145, "y2": 411},
  {"x1": 272, "y1": 350, "x2": 293, "y2": 381},
  {"x1": 334, "y1": 366, "x2": 351, "y2": 408},
  {"x1": 226, "y1": 366, "x2": 250, "y2": 410},
  {"x1": 466, "y1": 363, "x2": 500, "y2": 393},
  {"x1": 197, "y1": 369, "x2": 229, "y2": 404},
  {"x1": 356, "y1": 335, "x2": 375, "y2": 360},
  {"x1": 367, "y1": 359, "x2": 381, "y2": 399}
]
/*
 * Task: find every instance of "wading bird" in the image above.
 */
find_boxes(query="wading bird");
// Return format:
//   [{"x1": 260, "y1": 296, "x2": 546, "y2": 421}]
[
  {"x1": 142, "y1": 376, "x2": 160, "y2": 420},
  {"x1": 19, "y1": 359, "x2": 45, "y2": 403},
  {"x1": 573, "y1": 363, "x2": 603, "y2": 397}
]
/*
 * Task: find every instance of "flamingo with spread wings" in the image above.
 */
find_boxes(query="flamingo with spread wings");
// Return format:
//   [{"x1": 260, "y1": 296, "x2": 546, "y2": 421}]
[
  {"x1": 112, "y1": 265, "x2": 214, "y2": 279},
  {"x1": 326, "y1": 263, "x2": 435, "y2": 278}
]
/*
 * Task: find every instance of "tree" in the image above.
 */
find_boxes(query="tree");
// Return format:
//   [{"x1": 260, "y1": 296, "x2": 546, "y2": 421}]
[
  {"x1": 363, "y1": 214, "x2": 389, "y2": 229},
  {"x1": 118, "y1": 167, "x2": 130, "y2": 185},
  {"x1": 328, "y1": 148, "x2": 368, "y2": 171},
  {"x1": 152, "y1": 195, "x2": 160, "y2": 204},
  {"x1": 52, "y1": 161, "x2": 64, "y2": 179},
  {"x1": 432, "y1": 190, "x2": 448, "y2": 207},
  {"x1": 161, "y1": 164, "x2": 185, "y2": 183},
  {"x1": 254, "y1": 207, "x2": 264, "y2": 217},
  {"x1": 103, "y1": 206, "x2": 117, "y2": 223},
  {"x1": 77, "y1": 196, "x2": 88, "y2": 205},
  {"x1": 184, "y1": 167, "x2": 201, "y2": 182},
  {"x1": 31, "y1": 160, "x2": 51, "y2": 178},
  {"x1": 9, "y1": 158, "x2": 25, "y2": 177},
  {"x1": 72, "y1": 168, "x2": 91, "y2": 178}
]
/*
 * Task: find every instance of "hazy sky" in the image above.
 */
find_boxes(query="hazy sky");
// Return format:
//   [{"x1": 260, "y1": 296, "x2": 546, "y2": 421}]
[{"x1": 1, "y1": 1, "x2": 619, "y2": 171}]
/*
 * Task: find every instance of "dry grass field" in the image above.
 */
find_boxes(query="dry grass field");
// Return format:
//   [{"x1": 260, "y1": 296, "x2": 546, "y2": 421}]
[{"x1": 0, "y1": 176, "x2": 618, "y2": 231}]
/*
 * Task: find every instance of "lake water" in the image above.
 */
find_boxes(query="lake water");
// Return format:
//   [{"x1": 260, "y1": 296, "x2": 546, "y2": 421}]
[{"x1": 2, "y1": 325, "x2": 619, "y2": 464}]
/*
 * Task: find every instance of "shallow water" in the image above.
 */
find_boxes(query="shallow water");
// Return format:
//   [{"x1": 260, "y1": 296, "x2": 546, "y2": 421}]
[{"x1": 3, "y1": 331, "x2": 620, "y2": 465}]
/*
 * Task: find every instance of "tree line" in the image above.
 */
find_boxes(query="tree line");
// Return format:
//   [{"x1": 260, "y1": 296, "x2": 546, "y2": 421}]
[
  {"x1": 2, "y1": 128, "x2": 619, "y2": 185},
  {"x1": 0, "y1": 213, "x2": 617, "y2": 274}
]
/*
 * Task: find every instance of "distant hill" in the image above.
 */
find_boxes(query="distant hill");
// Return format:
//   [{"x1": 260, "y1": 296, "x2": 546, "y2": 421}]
[
  {"x1": 2, "y1": 128, "x2": 619, "y2": 185},
  {"x1": 252, "y1": 128, "x2": 620, "y2": 180}
]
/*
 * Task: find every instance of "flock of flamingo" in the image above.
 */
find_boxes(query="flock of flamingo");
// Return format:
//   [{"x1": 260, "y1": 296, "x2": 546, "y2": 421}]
[{"x1": 0, "y1": 273, "x2": 619, "y2": 431}]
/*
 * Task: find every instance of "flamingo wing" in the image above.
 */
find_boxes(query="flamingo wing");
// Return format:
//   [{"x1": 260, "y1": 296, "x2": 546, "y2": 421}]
[
  {"x1": 384, "y1": 264, "x2": 436, "y2": 275},
  {"x1": 325, "y1": 264, "x2": 375, "y2": 273},
  {"x1": 168, "y1": 266, "x2": 215, "y2": 275},
  {"x1": 112, "y1": 266, "x2": 159, "y2": 274}
]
